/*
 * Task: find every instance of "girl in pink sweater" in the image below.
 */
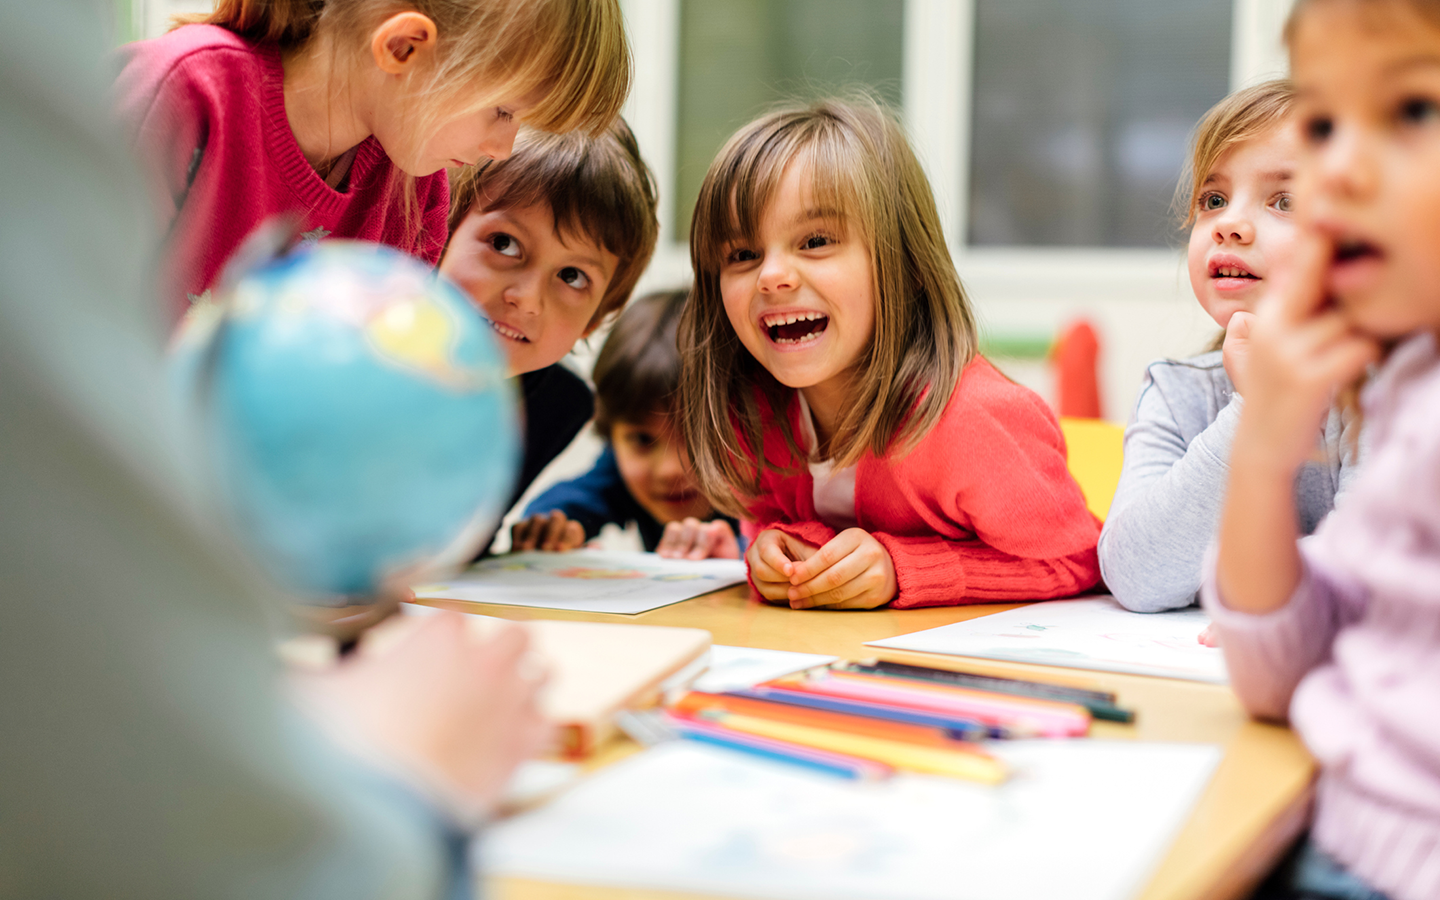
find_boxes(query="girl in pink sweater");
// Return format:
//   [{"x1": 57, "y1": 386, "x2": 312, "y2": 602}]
[
  {"x1": 115, "y1": 0, "x2": 630, "y2": 322},
  {"x1": 677, "y1": 99, "x2": 1101, "y2": 610},
  {"x1": 1206, "y1": 2, "x2": 1440, "y2": 898}
]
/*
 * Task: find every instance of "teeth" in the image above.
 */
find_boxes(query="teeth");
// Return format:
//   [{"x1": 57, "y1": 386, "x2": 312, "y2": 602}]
[
  {"x1": 773, "y1": 330, "x2": 824, "y2": 346},
  {"x1": 489, "y1": 320, "x2": 527, "y2": 342},
  {"x1": 762, "y1": 310, "x2": 826, "y2": 327},
  {"x1": 1216, "y1": 266, "x2": 1252, "y2": 278}
]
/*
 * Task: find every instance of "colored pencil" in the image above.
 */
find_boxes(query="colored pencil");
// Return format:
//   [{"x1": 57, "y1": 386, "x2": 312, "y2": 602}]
[
  {"x1": 845, "y1": 660, "x2": 1136, "y2": 723},
  {"x1": 675, "y1": 691, "x2": 977, "y2": 749},
  {"x1": 840, "y1": 659, "x2": 1134, "y2": 722},
  {"x1": 778, "y1": 671, "x2": 1091, "y2": 738},
  {"x1": 709, "y1": 712, "x2": 1010, "y2": 785},
  {"x1": 666, "y1": 715, "x2": 893, "y2": 781},
  {"x1": 732, "y1": 686, "x2": 1001, "y2": 739}
]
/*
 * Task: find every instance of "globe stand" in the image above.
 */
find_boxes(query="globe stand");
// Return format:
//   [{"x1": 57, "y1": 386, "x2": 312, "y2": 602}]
[{"x1": 292, "y1": 592, "x2": 404, "y2": 655}]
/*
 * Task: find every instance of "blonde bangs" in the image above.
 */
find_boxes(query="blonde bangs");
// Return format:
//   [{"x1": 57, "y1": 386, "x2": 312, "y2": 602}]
[{"x1": 1176, "y1": 80, "x2": 1295, "y2": 228}]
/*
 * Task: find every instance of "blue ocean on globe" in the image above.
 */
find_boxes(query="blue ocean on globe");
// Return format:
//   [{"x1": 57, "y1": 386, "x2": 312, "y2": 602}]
[{"x1": 172, "y1": 240, "x2": 519, "y2": 602}]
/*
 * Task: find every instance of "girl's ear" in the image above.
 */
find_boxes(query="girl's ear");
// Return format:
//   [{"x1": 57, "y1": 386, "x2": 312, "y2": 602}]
[{"x1": 371, "y1": 11, "x2": 438, "y2": 75}]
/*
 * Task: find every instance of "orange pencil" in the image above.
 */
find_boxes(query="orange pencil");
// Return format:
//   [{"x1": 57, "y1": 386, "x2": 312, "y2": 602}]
[{"x1": 673, "y1": 691, "x2": 982, "y2": 751}]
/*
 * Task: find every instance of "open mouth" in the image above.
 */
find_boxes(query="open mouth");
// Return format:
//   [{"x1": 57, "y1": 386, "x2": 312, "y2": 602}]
[
  {"x1": 762, "y1": 311, "x2": 830, "y2": 346},
  {"x1": 1209, "y1": 257, "x2": 1258, "y2": 281},
  {"x1": 1335, "y1": 239, "x2": 1382, "y2": 264},
  {"x1": 485, "y1": 318, "x2": 530, "y2": 343}
]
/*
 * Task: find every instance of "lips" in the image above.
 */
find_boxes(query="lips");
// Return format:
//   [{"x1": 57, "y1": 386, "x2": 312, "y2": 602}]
[
  {"x1": 761, "y1": 310, "x2": 829, "y2": 346},
  {"x1": 1208, "y1": 255, "x2": 1258, "y2": 280},
  {"x1": 1327, "y1": 237, "x2": 1385, "y2": 296},
  {"x1": 484, "y1": 317, "x2": 529, "y2": 343}
]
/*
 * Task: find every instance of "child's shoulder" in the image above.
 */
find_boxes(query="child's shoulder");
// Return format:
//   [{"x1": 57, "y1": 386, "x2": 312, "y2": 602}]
[
  {"x1": 118, "y1": 24, "x2": 268, "y2": 98},
  {"x1": 905, "y1": 356, "x2": 1064, "y2": 461}
]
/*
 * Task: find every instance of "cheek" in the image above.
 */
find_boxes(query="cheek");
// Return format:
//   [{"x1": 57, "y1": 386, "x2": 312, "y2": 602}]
[
  {"x1": 1186, "y1": 227, "x2": 1210, "y2": 291},
  {"x1": 613, "y1": 449, "x2": 654, "y2": 497},
  {"x1": 1257, "y1": 216, "x2": 1299, "y2": 270}
]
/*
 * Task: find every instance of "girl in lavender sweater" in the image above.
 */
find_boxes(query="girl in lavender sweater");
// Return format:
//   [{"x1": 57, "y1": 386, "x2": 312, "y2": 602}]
[{"x1": 1205, "y1": 1, "x2": 1440, "y2": 898}]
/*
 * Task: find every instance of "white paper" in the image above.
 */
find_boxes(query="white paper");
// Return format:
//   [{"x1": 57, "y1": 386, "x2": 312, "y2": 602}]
[
  {"x1": 412, "y1": 550, "x2": 748, "y2": 614},
  {"x1": 690, "y1": 645, "x2": 838, "y2": 694},
  {"x1": 867, "y1": 595, "x2": 1227, "y2": 684},
  {"x1": 482, "y1": 739, "x2": 1221, "y2": 900}
]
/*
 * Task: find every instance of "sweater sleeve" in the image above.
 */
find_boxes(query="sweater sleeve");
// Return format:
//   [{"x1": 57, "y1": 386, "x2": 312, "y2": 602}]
[
  {"x1": 523, "y1": 446, "x2": 637, "y2": 540},
  {"x1": 1099, "y1": 365, "x2": 1242, "y2": 612},
  {"x1": 1199, "y1": 539, "x2": 1361, "y2": 721},
  {"x1": 874, "y1": 377, "x2": 1101, "y2": 609},
  {"x1": 114, "y1": 42, "x2": 212, "y2": 232}
]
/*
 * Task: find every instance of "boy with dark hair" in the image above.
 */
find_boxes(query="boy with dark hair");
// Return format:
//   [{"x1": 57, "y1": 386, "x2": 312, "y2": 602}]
[
  {"x1": 512, "y1": 290, "x2": 742, "y2": 560},
  {"x1": 439, "y1": 118, "x2": 659, "y2": 531}
]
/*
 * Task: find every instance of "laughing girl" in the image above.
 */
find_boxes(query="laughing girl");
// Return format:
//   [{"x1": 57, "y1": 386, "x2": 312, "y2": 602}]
[{"x1": 677, "y1": 99, "x2": 1100, "y2": 610}]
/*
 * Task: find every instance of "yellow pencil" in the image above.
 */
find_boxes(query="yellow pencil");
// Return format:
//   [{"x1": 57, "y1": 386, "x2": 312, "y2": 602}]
[{"x1": 715, "y1": 712, "x2": 1009, "y2": 785}]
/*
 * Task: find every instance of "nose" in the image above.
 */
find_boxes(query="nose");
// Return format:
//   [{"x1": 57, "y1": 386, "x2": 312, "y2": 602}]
[
  {"x1": 1313, "y1": 124, "x2": 1377, "y2": 204},
  {"x1": 502, "y1": 271, "x2": 541, "y2": 316},
  {"x1": 655, "y1": 438, "x2": 690, "y2": 484},
  {"x1": 478, "y1": 117, "x2": 520, "y2": 162},
  {"x1": 756, "y1": 251, "x2": 798, "y2": 294},
  {"x1": 1212, "y1": 205, "x2": 1255, "y2": 246}
]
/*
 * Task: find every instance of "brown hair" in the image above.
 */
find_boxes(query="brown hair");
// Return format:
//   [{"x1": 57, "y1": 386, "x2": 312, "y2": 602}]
[
  {"x1": 1176, "y1": 79, "x2": 1296, "y2": 230},
  {"x1": 444, "y1": 117, "x2": 659, "y2": 330},
  {"x1": 678, "y1": 97, "x2": 978, "y2": 516},
  {"x1": 591, "y1": 289, "x2": 688, "y2": 437}
]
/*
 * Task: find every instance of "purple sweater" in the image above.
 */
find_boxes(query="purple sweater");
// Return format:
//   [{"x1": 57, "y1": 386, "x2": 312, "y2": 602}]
[{"x1": 1202, "y1": 331, "x2": 1440, "y2": 900}]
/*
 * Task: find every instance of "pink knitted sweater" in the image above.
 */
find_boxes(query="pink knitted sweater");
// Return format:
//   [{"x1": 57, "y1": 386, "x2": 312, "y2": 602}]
[
  {"x1": 115, "y1": 25, "x2": 449, "y2": 323},
  {"x1": 744, "y1": 357, "x2": 1102, "y2": 607},
  {"x1": 1203, "y1": 332, "x2": 1440, "y2": 900}
]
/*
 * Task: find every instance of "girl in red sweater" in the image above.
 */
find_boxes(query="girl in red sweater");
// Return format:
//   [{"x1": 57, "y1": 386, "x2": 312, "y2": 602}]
[
  {"x1": 116, "y1": 0, "x2": 629, "y2": 322},
  {"x1": 677, "y1": 99, "x2": 1101, "y2": 610}
]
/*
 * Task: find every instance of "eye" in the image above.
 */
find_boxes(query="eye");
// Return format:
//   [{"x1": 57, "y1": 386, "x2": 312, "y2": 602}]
[
  {"x1": 1303, "y1": 114, "x2": 1334, "y2": 144},
  {"x1": 488, "y1": 233, "x2": 520, "y2": 258},
  {"x1": 802, "y1": 233, "x2": 833, "y2": 250},
  {"x1": 1198, "y1": 192, "x2": 1227, "y2": 212},
  {"x1": 624, "y1": 430, "x2": 658, "y2": 450},
  {"x1": 1399, "y1": 96, "x2": 1440, "y2": 126},
  {"x1": 558, "y1": 266, "x2": 590, "y2": 290},
  {"x1": 1272, "y1": 193, "x2": 1294, "y2": 214},
  {"x1": 496, "y1": 107, "x2": 515, "y2": 123},
  {"x1": 726, "y1": 247, "x2": 759, "y2": 265}
]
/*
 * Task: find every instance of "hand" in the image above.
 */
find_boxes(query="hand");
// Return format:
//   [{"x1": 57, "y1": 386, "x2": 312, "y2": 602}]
[
  {"x1": 745, "y1": 528, "x2": 818, "y2": 603},
  {"x1": 782, "y1": 528, "x2": 898, "y2": 610},
  {"x1": 293, "y1": 612, "x2": 551, "y2": 821},
  {"x1": 1222, "y1": 310, "x2": 1255, "y2": 396},
  {"x1": 657, "y1": 518, "x2": 741, "y2": 560},
  {"x1": 1235, "y1": 234, "x2": 1380, "y2": 474},
  {"x1": 511, "y1": 510, "x2": 586, "y2": 552}
]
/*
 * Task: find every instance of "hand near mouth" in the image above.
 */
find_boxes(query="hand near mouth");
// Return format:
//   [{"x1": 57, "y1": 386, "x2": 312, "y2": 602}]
[{"x1": 1234, "y1": 233, "x2": 1380, "y2": 473}]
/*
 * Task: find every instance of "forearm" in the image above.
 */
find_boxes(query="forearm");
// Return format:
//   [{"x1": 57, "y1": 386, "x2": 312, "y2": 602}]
[
  {"x1": 1100, "y1": 399, "x2": 1240, "y2": 611},
  {"x1": 1215, "y1": 423, "x2": 1304, "y2": 614},
  {"x1": 874, "y1": 534, "x2": 1100, "y2": 609}
]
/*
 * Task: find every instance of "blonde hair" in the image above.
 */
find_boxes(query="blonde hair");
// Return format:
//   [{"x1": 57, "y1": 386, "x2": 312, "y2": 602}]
[
  {"x1": 178, "y1": 0, "x2": 632, "y2": 241},
  {"x1": 445, "y1": 118, "x2": 659, "y2": 330},
  {"x1": 678, "y1": 97, "x2": 978, "y2": 516},
  {"x1": 1176, "y1": 79, "x2": 1296, "y2": 229}
]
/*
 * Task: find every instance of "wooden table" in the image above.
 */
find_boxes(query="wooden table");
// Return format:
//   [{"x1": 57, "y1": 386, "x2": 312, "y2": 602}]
[{"x1": 417, "y1": 586, "x2": 1315, "y2": 900}]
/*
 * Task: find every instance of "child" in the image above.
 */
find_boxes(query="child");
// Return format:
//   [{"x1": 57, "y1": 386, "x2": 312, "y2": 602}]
[
  {"x1": 1206, "y1": 2, "x2": 1440, "y2": 898},
  {"x1": 513, "y1": 290, "x2": 742, "y2": 559},
  {"x1": 115, "y1": 0, "x2": 629, "y2": 321},
  {"x1": 439, "y1": 120, "x2": 660, "y2": 537},
  {"x1": 677, "y1": 99, "x2": 1102, "y2": 610},
  {"x1": 1100, "y1": 81, "x2": 1363, "y2": 613}
]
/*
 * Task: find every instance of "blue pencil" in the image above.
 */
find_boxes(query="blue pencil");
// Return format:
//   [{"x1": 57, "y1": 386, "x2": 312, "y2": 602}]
[
  {"x1": 729, "y1": 686, "x2": 1002, "y2": 740},
  {"x1": 671, "y1": 719, "x2": 891, "y2": 780}
]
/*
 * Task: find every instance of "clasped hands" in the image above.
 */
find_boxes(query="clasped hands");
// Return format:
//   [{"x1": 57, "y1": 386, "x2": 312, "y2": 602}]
[{"x1": 747, "y1": 527, "x2": 898, "y2": 610}]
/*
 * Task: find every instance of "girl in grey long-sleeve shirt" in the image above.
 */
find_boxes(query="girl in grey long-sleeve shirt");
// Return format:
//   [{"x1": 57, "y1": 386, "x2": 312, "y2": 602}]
[{"x1": 1098, "y1": 81, "x2": 1362, "y2": 613}]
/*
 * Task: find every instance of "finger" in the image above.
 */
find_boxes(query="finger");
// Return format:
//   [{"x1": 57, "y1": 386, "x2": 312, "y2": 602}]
[
  {"x1": 1271, "y1": 233, "x2": 1333, "y2": 325},
  {"x1": 672, "y1": 518, "x2": 704, "y2": 559},
  {"x1": 1313, "y1": 334, "x2": 1380, "y2": 386},
  {"x1": 700, "y1": 520, "x2": 739, "y2": 560},
  {"x1": 561, "y1": 519, "x2": 586, "y2": 550},
  {"x1": 656, "y1": 520, "x2": 684, "y2": 558},
  {"x1": 788, "y1": 547, "x2": 870, "y2": 599},
  {"x1": 758, "y1": 537, "x2": 795, "y2": 580},
  {"x1": 511, "y1": 518, "x2": 541, "y2": 551},
  {"x1": 541, "y1": 511, "x2": 570, "y2": 551},
  {"x1": 786, "y1": 530, "x2": 862, "y2": 584},
  {"x1": 1227, "y1": 310, "x2": 1255, "y2": 339},
  {"x1": 805, "y1": 592, "x2": 892, "y2": 610}
]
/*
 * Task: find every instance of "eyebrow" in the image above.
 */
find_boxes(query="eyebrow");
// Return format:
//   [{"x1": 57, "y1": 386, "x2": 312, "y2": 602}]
[
  {"x1": 1383, "y1": 54, "x2": 1440, "y2": 76},
  {"x1": 786, "y1": 207, "x2": 846, "y2": 227}
]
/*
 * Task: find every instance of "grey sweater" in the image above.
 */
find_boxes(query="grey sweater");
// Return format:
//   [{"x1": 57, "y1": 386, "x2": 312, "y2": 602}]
[{"x1": 1098, "y1": 351, "x2": 1361, "y2": 612}]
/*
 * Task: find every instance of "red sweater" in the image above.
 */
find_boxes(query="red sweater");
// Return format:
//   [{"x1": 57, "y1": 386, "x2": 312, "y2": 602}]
[
  {"x1": 115, "y1": 25, "x2": 449, "y2": 323},
  {"x1": 745, "y1": 357, "x2": 1102, "y2": 608}
]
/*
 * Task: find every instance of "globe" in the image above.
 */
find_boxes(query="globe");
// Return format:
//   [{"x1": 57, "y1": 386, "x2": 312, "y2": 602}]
[{"x1": 172, "y1": 239, "x2": 519, "y2": 603}]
